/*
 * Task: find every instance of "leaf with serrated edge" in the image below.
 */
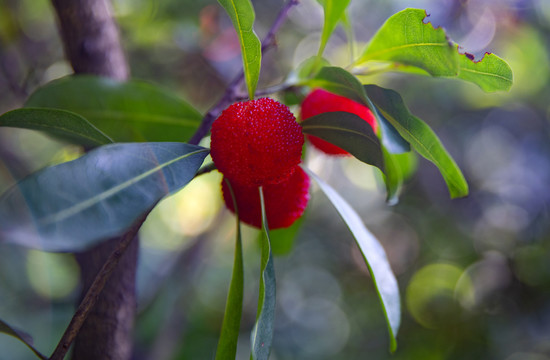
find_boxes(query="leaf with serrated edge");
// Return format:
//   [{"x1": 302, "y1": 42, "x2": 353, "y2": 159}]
[
  {"x1": 218, "y1": 0, "x2": 262, "y2": 99},
  {"x1": 0, "y1": 108, "x2": 113, "y2": 147},
  {"x1": 301, "y1": 111, "x2": 385, "y2": 172},
  {"x1": 250, "y1": 187, "x2": 276, "y2": 360},
  {"x1": 0, "y1": 319, "x2": 47, "y2": 359},
  {"x1": 0, "y1": 143, "x2": 209, "y2": 252},
  {"x1": 306, "y1": 168, "x2": 400, "y2": 352},
  {"x1": 365, "y1": 84, "x2": 468, "y2": 198},
  {"x1": 25, "y1": 75, "x2": 203, "y2": 143},
  {"x1": 357, "y1": 8, "x2": 458, "y2": 76},
  {"x1": 215, "y1": 180, "x2": 244, "y2": 360},
  {"x1": 456, "y1": 49, "x2": 513, "y2": 92}
]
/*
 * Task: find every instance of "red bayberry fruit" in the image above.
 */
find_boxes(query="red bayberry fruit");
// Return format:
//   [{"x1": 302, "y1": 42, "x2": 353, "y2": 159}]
[
  {"x1": 221, "y1": 166, "x2": 310, "y2": 229},
  {"x1": 210, "y1": 98, "x2": 304, "y2": 186},
  {"x1": 301, "y1": 89, "x2": 378, "y2": 155}
]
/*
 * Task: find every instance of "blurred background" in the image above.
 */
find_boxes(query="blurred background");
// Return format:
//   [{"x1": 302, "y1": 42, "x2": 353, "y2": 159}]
[{"x1": 1, "y1": 0, "x2": 550, "y2": 359}]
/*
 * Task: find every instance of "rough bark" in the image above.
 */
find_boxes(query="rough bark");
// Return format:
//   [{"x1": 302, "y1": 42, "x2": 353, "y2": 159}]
[
  {"x1": 50, "y1": 1, "x2": 136, "y2": 359},
  {"x1": 51, "y1": 0, "x2": 128, "y2": 81}
]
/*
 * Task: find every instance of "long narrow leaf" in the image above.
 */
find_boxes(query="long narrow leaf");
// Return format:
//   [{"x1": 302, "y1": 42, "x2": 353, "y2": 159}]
[
  {"x1": 25, "y1": 75, "x2": 203, "y2": 143},
  {"x1": 365, "y1": 84, "x2": 468, "y2": 198},
  {"x1": 218, "y1": 0, "x2": 262, "y2": 99},
  {"x1": 301, "y1": 111, "x2": 385, "y2": 172},
  {"x1": 0, "y1": 319, "x2": 47, "y2": 359},
  {"x1": 216, "y1": 180, "x2": 244, "y2": 360},
  {"x1": 0, "y1": 143, "x2": 209, "y2": 252},
  {"x1": 250, "y1": 187, "x2": 276, "y2": 360},
  {"x1": 306, "y1": 169, "x2": 400, "y2": 352},
  {"x1": 0, "y1": 108, "x2": 113, "y2": 147},
  {"x1": 316, "y1": 0, "x2": 351, "y2": 57},
  {"x1": 357, "y1": 8, "x2": 458, "y2": 76}
]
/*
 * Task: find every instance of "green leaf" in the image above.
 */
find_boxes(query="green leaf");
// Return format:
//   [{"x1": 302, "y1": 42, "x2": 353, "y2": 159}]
[
  {"x1": 287, "y1": 56, "x2": 330, "y2": 85},
  {"x1": 381, "y1": 150, "x2": 418, "y2": 205},
  {"x1": 0, "y1": 143, "x2": 209, "y2": 252},
  {"x1": 306, "y1": 169, "x2": 400, "y2": 352},
  {"x1": 456, "y1": 50, "x2": 513, "y2": 92},
  {"x1": 250, "y1": 187, "x2": 276, "y2": 360},
  {"x1": 356, "y1": 8, "x2": 458, "y2": 76},
  {"x1": 340, "y1": 11, "x2": 356, "y2": 62},
  {"x1": 218, "y1": 0, "x2": 262, "y2": 100},
  {"x1": 25, "y1": 75, "x2": 203, "y2": 143},
  {"x1": 301, "y1": 111, "x2": 385, "y2": 172},
  {"x1": 377, "y1": 109, "x2": 411, "y2": 154},
  {"x1": 382, "y1": 148, "x2": 403, "y2": 206},
  {"x1": 216, "y1": 180, "x2": 244, "y2": 360},
  {"x1": 309, "y1": 66, "x2": 370, "y2": 105},
  {"x1": 308, "y1": 66, "x2": 411, "y2": 154},
  {"x1": 365, "y1": 84, "x2": 468, "y2": 198},
  {"x1": 0, "y1": 319, "x2": 47, "y2": 359},
  {"x1": 0, "y1": 108, "x2": 113, "y2": 147},
  {"x1": 316, "y1": 0, "x2": 351, "y2": 57},
  {"x1": 269, "y1": 214, "x2": 304, "y2": 256}
]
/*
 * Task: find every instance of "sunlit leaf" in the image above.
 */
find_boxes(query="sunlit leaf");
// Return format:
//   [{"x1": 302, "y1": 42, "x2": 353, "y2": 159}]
[
  {"x1": 356, "y1": 8, "x2": 458, "y2": 76},
  {"x1": 365, "y1": 84, "x2": 468, "y2": 198},
  {"x1": 301, "y1": 111, "x2": 384, "y2": 172},
  {"x1": 218, "y1": 0, "x2": 262, "y2": 100},
  {"x1": 216, "y1": 180, "x2": 244, "y2": 360},
  {"x1": 0, "y1": 319, "x2": 47, "y2": 359},
  {"x1": 250, "y1": 187, "x2": 276, "y2": 360},
  {"x1": 316, "y1": 0, "x2": 351, "y2": 57},
  {"x1": 306, "y1": 169, "x2": 400, "y2": 352},
  {"x1": 0, "y1": 143, "x2": 209, "y2": 252},
  {"x1": 0, "y1": 108, "x2": 113, "y2": 147},
  {"x1": 25, "y1": 75, "x2": 203, "y2": 143},
  {"x1": 456, "y1": 50, "x2": 513, "y2": 92}
]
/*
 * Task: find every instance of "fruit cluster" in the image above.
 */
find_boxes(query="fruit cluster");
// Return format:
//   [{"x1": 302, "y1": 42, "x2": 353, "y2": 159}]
[
  {"x1": 210, "y1": 90, "x2": 377, "y2": 229},
  {"x1": 211, "y1": 97, "x2": 309, "y2": 229}
]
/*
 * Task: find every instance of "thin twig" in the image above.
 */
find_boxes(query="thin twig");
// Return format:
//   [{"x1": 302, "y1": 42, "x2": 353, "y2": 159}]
[
  {"x1": 188, "y1": 0, "x2": 300, "y2": 145},
  {"x1": 261, "y1": 0, "x2": 299, "y2": 53},
  {"x1": 48, "y1": 212, "x2": 149, "y2": 360}
]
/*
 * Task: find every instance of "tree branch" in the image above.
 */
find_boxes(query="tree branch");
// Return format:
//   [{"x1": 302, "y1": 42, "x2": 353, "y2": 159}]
[
  {"x1": 188, "y1": 0, "x2": 300, "y2": 146},
  {"x1": 49, "y1": 214, "x2": 148, "y2": 360},
  {"x1": 51, "y1": 0, "x2": 128, "y2": 80}
]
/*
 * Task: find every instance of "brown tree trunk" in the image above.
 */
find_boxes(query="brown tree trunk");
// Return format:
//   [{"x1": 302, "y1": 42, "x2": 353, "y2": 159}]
[
  {"x1": 51, "y1": 0, "x2": 128, "y2": 81},
  {"x1": 50, "y1": 1, "x2": 136, "y2": 359}
]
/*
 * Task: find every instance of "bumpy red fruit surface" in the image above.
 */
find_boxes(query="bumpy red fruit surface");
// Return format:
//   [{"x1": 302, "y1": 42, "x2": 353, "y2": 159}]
[
  {"x1": 210, "y1": 98, "x2": 304, "y2": 186},
  {"x1": 301, "y1": 88, "x2": 378, "y2": 155},
  {"x1": 221, "y1": 166, "x2": 310, "y2": 229}
]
